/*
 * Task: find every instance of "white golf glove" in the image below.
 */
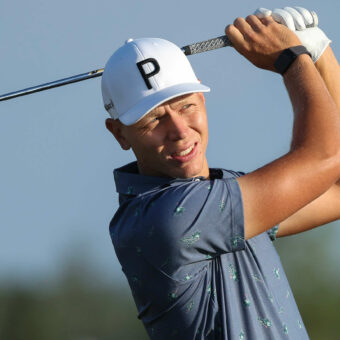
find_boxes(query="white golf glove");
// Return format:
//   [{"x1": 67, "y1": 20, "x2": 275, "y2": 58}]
[{"x1": 254, "y1": 7, "x2": 331, "y2": 62}]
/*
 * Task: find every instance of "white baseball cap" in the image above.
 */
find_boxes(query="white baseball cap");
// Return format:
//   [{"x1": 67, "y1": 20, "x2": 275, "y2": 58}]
[{"x1": 101, "y1": 37, "x2": 210, "y2": 126}]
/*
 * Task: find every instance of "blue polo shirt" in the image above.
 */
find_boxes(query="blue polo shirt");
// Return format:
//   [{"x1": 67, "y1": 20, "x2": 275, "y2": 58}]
[{"x1": 110, "y1": 162, "x2": 309, "y2": 340}]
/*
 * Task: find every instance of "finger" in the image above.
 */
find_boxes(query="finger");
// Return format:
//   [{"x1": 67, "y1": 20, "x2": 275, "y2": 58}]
[
  {"x1": 254, "y1": 7, "x2": 272, "y2": 19},
  {"x1": 225, "y1": 24, "x2": 245, "y2": 47},
  {"x1": 294, "y1": 7, "x2": 318, "y2": 27},
  {"x1": 246, "y1": 15, "x2": 264, "y2": 32},
  {"x1": 283, "y1": 7, "x2": 306, "y2": 31},
  {"x1": 272, "y1": 8, "x2": 296, "y2": 31},
  {"x1": 311, "y1": 11, "x2": 319, "y2": 27},
  {"x1": 233, "y1": 17, "x2": 252, "y2": 35}
]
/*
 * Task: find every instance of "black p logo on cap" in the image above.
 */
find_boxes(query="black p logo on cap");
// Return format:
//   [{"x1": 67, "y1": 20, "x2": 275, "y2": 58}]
[{"x1": 137, "y1": 58, "x2": 160, "y2": 90}]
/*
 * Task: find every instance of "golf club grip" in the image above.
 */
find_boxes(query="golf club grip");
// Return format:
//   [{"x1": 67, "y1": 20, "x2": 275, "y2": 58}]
[
  {"x1": 182, "y1": 35, "x2": 232, "y2": 56},
  {"x1": 0, "y1": 35, "x2": 231, "y2": 102}
]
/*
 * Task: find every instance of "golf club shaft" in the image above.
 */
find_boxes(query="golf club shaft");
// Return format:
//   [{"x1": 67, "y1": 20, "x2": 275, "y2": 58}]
[{"x1": 0, "y1": 35, "x2": 231, "y2": 102}]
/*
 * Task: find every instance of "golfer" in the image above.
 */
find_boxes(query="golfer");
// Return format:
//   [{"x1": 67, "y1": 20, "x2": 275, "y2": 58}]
[{"x1": 102, "y1": 7, "x2": 340, "y2": 339}]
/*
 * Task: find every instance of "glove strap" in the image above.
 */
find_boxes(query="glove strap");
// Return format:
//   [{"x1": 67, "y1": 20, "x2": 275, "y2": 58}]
[{"x1": 274, "y1": 46, "x2": 311, "y2": 75}]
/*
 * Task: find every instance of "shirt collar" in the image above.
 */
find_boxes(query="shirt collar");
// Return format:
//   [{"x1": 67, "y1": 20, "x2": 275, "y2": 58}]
[
  {"x1": 114, "y1": 162, "x2": 173, "y2": 196},
  {"x1": 113, "y1": 161, "x2": 233, "y2": 196}
]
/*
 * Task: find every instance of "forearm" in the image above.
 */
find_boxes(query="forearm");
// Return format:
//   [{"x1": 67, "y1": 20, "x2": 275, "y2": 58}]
[
  {"x1": 315, "y1": 47, "x2": 340, "y2": 185},
  {"x1": 285, "y1": 54, "x2": 340, "y2": 160},
  {"x1": 316, "y1": 47, "x2": 340, "y2": 112}
]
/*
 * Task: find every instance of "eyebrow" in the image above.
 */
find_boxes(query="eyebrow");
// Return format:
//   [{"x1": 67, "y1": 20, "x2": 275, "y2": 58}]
[
  {"x1": 169, "y1": 96, "x2": 191, "y2": 107},
  {"x1": 141, "y1": 110, "x2": 162, "y2": 125},
  {"x1": 151, "y1": 97, "x2": 190, "y2": 114},
  {"x1": 146, "y1": 109, "x2": 161, "y2": 118},
  {"x1": 140, "y1": 95, "x2": 193, "y2": 125},
  {"x1": 135, "y1": 110, "x2": 161, "y2": 128}
]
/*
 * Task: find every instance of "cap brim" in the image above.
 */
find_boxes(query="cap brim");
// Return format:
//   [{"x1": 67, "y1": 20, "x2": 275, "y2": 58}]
[{"x1": 119, "y1": 82, "x2": 210, "y2": 126}]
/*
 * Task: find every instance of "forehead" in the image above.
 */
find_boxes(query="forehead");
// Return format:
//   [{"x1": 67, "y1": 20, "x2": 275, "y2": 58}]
[
  {"x1": 146, "y1": 92, "x2": 199, "y2": 116},
  {"x1": 128, "y1": 92, "x2": 203, "y2": 129},
  {"x1": 163, "y1": 93, "x2": 196, "y2": 106}
]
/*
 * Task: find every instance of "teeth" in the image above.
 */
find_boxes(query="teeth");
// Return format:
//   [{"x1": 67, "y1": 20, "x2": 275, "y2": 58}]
[{"x1": 175, "y1": 145, "x2": 194, "y2": 156}]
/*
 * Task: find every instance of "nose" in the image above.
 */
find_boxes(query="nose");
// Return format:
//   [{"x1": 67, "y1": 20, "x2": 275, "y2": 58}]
[{"x1": 166, "y1": 112, "x2": 189, "y2": 141}]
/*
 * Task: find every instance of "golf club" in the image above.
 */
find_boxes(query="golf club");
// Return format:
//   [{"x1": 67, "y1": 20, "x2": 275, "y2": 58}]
[{"x1": 0, "y1": 35, "x2": 231, "y2": 102}]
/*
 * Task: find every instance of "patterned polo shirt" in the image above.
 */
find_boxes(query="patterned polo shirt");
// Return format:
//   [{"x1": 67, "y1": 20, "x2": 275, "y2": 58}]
[{"x1": 110, "y1": 162, "x2": 310, "y2": 340}]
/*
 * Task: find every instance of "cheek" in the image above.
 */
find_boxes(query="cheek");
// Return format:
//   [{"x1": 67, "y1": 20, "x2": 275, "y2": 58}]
[
  {"x1": 131, "y1": 132, "x2": 165, "y2": 157},
  {"x1": 190, "y1": 111, "x2": 208, "y2": 138}
]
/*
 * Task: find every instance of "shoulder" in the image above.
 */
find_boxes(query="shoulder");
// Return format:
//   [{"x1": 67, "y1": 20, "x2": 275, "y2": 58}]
[
  {"x1": 110, "y1": 171, "x2": 246, "y2": 261},
  {"x1": 132, "y1": 174, "x2": 241, "y2": 224},
  {"x1": 111, "y1": 167, "x2": 245, "y2": 231}
]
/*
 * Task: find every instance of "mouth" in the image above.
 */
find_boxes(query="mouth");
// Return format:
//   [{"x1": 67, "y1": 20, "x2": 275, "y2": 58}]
[{"x1": 170, "y1": 143, "x2": 198, "y2": 163}]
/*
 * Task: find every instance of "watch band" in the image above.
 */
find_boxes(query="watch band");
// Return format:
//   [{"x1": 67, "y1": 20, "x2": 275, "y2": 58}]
[{"x1": 274, "y1": 46, "x2": 312, "y2": 75}]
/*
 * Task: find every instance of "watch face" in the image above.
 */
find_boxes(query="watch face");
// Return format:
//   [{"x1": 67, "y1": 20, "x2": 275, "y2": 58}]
[
  {"x1": 289, "y1": 45, "x2": 310, "y2": 56},
  {"x1": 274, "y1": 46, "x2": 310, "y2": 75}
]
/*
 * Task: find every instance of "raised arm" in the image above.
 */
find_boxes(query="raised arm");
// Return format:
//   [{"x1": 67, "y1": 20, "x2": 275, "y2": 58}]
[
  {"x1": 275, "y1": 46, "x2": 340, "y2": 237},
  {"x1": 257, "y1": 6, "x2": 340, "y2": 237},
  {"x1": 225, "y1": 15, "x2": 340, "y2": 240}
]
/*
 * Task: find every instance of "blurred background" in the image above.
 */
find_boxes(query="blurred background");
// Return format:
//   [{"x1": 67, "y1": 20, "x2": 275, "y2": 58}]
[{"x1": 0, "y1": 0, "x2": 339, "y2": 339}]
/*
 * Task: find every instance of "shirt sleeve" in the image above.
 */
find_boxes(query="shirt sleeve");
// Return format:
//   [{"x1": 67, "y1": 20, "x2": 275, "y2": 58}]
[
  {"x1": 267, "y1": 225, "x2": 279, "y2": 241},
  {"x1": 134, "y1": 177, "x2": 246, "y2": 281}
]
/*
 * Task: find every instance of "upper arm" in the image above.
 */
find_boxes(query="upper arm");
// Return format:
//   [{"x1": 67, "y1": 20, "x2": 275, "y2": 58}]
[
  {"x1": 237, "y1": 151, "x2": 340, "y2": 240},
  {"x1": 277, "y1": 183, "x2": 340, "y2": 237}
]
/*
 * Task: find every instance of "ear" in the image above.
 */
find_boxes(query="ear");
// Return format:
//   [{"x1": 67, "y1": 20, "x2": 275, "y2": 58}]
[
  {"x1": 105, "y1": 118, "x2": 131, "y2": 150},
  {"x1": 196, "y1": 79, "x2": 206, "y2": 105},
  {"x1": 197, "y1": 91, "x2": 205, "y2": 105}
]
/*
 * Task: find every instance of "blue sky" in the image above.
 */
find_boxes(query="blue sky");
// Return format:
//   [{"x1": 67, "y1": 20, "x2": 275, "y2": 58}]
[{"x1": 0, "y1": 0, "x2": 339, "y2": 287}]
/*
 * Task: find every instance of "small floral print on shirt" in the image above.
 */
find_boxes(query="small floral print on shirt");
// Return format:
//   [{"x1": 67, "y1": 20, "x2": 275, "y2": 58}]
[
  {"x1": 229, "y1": 264, "x2": 239, "y2": 282},
  {"x1": 174, "y1": 206, "x2": 185, "y2": 216},
  {"x1": 243, "y1": 296, "x2": 251, "y2": 307},
  {"x1": 258, "y1": 317, "x2": 272, "y2": 328},
  {"x1": 180, "y1": 231, "x2": 201, "y2": 247},
  {"x1": 274, "y1": 268, "x2": 280, "y2": 279},
  {"x1": 283, "y1": 324, "x2": 289, "y2": 335}
]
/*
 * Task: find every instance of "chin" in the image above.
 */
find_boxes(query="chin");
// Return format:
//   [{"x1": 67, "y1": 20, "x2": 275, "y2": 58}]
[
  {"x1": 170, "y1": 163, "x2": 205, "y2": 179},
  {"x1": 139, "y1": 155, "x2": 208, "y2": 179}
]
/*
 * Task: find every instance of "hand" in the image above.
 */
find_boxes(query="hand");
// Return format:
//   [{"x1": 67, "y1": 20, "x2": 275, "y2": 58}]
[
  {"x1": 225, "y1": 15, "x2": 301, "y2": 72},
  {"x1": 255, "y1": 7, "x2": 331, "y2": 62}
]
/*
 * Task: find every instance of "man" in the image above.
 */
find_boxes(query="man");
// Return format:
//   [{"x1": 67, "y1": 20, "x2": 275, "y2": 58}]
[{"x1": 102, "y1": 7, "x2": 340, "y2": 340}]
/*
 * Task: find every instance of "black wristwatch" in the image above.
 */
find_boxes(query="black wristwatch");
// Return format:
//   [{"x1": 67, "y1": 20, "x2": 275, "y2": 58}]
[{"x1": 274, "y1": 46, "x2": 312, "y2": 75}]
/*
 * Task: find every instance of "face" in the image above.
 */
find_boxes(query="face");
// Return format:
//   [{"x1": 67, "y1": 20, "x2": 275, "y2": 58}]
[{"x1": 106, "y1": 92, "x2": 209, "y2": 179}]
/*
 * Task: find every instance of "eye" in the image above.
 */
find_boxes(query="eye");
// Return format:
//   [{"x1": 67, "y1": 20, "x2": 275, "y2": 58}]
[
  {"x1": 143, "y1": 116, "x2": 160, "y2": 130},
  {"x1": 148, "y1": 116, "x2": 161, "y2": 126},
  {"x1": 181, "y1": 103, "x2": 195, "y2": 112}
]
